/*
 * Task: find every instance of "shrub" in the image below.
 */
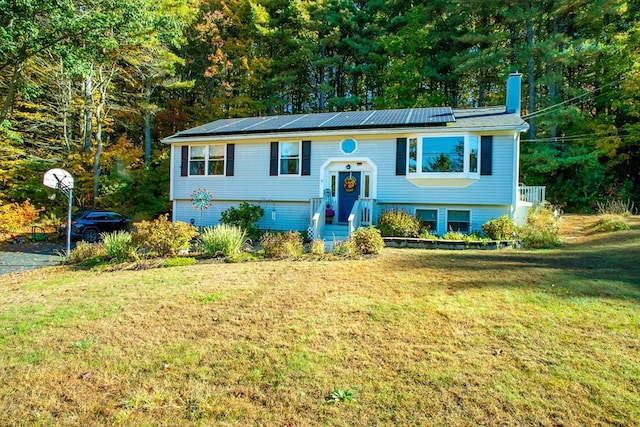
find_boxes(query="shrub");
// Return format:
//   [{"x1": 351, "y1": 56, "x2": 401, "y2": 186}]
[
  {"x1": 199, "y1": 224, "x2": 248, "y2": 258},
  {"x1": 102, "y1": 230, "x2": 137, "y2": 261},
  {"x1": 220, "y1": 202, "x2": 264, "y2": 239},
  {"x1": 332, "y1": 240, "x2": 358, "y2": 258},
  {"x1": 37, "y1": 212, "x2": 63, "y2": 231},
  {"x1": 519, "y1": 202, "x2": 561, "y2": 248},
  {"x1": 587, "y1": 214, "x2": 631, "y2": 233},
  {"x1": 442, "y1": 230, "x2": 466, "y2": 240},
  {"x1": 133, "y1": 214, "x2": 198, "y2": 257},
  {"x1": 0, "y1": 201, "x2": 43, "y2": 234},
  {"x1": 376, "y1": 209, "x2": 421, "y2": 237},
  {"x1": 418, "y1": 229, "x2": 438, "y2": 240},
  {"x1": 482, "y1": 215, "x2": 518, "y2": 240},
  {"x1": 260, "y1": 231, "x2": 304, "y2": 259},
  {"x1": 595, "y1": 199, "x2": 636, "y2": 215},
  {"x1": 349, "y1": 226, "x2": 385, "y2": 255},
  {"x1": 65, "y1": 241, "x2": 107, "y2": 265},
  {"x1": 309, "y1": 239, "x2": 326, "y2": 256}
]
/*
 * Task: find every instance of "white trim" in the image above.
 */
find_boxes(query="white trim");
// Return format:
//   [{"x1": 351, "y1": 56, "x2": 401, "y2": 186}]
[
  {"x1": 187, "y1": 144, "x2": 227, "y2": 177},
  {"x1": 340, "y1": 138, "x2": 358, "y2": 154},
  {"x1": 277, "y1": 141, "x2": 302, "y2": 176},
  {"x1": 511, "y1": 130, "x2": 520, "y2": 216},
  {"x1": 319, "y1": 157, "x2": 377, "y2": 199},
  {"x1": 407, "y1": 132, "x2": 480, "y2": 177},
  {"x1": 169, "y1": 145, "x2": 176, "y2": 201},
  {"x1": 162, "y1": 126, "x2": 524, "y2": 145}
]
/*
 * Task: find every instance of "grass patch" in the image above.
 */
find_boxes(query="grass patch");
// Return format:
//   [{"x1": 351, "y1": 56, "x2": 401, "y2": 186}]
[
  {"x1": 162, "y1": 256, "x2": 198, "y2": 268},
  {"x1": 587, "y1": 214, "x2": 631, "y2": 234},
  {"x1": 190, "y1": 292, "x2": 223, "y2": 303},
  {"x1": 0, "y1": 215, "x2": 638, "y2": 425}
]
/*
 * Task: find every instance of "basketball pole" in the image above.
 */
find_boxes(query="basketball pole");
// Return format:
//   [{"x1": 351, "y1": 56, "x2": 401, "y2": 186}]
[{"x1": 66, "y1": 186, "x2": 72, "y2": 255}]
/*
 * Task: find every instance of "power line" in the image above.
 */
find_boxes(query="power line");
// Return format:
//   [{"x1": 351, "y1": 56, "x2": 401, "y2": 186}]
[
  {"x1": 521, "y1": 132, "x2": 640, "y2": 144},
  {"x1": 522, "y1": 77, "x2": 625, "y2": 120}
]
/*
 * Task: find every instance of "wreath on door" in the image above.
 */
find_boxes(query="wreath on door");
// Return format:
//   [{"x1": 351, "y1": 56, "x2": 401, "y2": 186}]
[{"x1": 343, "y1": 175, "x2": 357, "y2": 192}]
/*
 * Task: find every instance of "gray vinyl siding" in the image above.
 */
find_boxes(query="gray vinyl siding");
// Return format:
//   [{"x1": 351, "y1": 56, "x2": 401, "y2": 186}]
[
  {"x1": 172, "y1": 142, "x2": 317, "y2": 202},
  {"x1": 173, "y1": 198, "x2": 310, "y2": 233},
  {"x1": 373, "y1": 134, "x2": 514, "y2": 206},
  {"x1": 170, "y1": 132, "x2": 518, "y2": 232}
]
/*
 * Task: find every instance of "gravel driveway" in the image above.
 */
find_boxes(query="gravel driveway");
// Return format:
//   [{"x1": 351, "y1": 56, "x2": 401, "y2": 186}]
[{"x1": 0, "y1": 242, "x2": 69, "y2": 275}]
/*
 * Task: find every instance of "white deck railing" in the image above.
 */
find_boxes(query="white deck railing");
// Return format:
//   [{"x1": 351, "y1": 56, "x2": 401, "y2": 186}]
[{"x1": 519, "y1": 185, "x2": 546, "y2": 207}]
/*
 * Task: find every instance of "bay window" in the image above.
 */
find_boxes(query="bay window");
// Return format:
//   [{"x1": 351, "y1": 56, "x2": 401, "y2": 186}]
[{"x1": 408, "y1": 134, "x2": 481, "y2": 180}]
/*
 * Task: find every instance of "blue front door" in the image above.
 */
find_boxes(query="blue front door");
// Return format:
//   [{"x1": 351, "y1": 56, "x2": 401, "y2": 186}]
[{"x1": 338, "y1": 171, "x2": 361, "y2": 223}]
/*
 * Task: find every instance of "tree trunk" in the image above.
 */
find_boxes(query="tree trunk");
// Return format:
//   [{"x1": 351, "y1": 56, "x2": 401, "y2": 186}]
[
  {"x1": 83, "y1": 73, "x2": 94, "y2": 153},
  {"x1": 527, "y1": 14, "x2": 536, "y2": 140},
  {"x1": 92, "y1": 65, "x2": 113, "y2": 208},
  {"x1": 0, "y1": 62, "x2": 24, "y2": 123},
  {"x1": 144, "y1": 75, "x2": 152, "y2": 164},
  {"x1": 59, "y1": 58, "x2": 73, "y2": 152}
]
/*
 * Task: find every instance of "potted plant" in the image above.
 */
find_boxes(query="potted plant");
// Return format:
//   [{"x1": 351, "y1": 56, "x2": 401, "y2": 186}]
[{"x1": 325, "y1": 204, "x2": 335, "y2": 224}]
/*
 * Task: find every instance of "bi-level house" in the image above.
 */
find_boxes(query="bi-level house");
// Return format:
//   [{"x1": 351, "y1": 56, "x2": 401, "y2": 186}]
[{"x1": 163, "y1": 73, "x2": 540, "y2": 241}]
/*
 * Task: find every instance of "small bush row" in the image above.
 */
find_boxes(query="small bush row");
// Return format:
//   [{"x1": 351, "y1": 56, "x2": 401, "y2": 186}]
[
  {"x1": 66, "y1": 200, "x2": 633, "y2": 267},
  {"x1": 378, "y1": 205, "x2": 563, "y2": 249},
  {"x1": 67, "y1": 216, "x2": 386, "y2": 266}
]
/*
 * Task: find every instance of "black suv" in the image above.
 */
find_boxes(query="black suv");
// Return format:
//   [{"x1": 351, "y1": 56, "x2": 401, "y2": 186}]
[{"x1": 70, "y1": 210, "x2": 132, "y2": 242}]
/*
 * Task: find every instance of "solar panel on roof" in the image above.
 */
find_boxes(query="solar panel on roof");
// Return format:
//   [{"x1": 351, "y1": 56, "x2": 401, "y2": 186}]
[
  {"x1": 368, "y1": 109, "x2": 407, "y2": 126},
  {"x1": 171, "y1": 107, "x2": 456, "y2": 138},
  {"x1": 278, "y1": 112, "x2": 338, "y2": 129}
]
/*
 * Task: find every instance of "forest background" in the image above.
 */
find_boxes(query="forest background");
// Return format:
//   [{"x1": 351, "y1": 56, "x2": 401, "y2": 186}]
[{"x1": 1, "y1": 0, "x2": 639, "y2": 222}]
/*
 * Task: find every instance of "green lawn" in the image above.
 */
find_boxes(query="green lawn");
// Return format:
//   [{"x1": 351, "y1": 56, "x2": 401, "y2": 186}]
[{"x1": 0, "y1": 216, "x2": 639, "y2": 426}]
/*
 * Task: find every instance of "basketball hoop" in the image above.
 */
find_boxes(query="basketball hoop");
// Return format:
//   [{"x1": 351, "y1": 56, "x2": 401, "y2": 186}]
[{"x1": 43, "y1": 168, "x2": 74, "y2": 255}]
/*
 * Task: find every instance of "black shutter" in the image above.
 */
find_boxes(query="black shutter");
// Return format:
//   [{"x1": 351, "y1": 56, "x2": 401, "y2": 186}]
[
  {"x1": 396, "y1": 137, "x2": 407, "y2": 176},
  {"x1": 301, "y1": 140, "x2": 311, "y2": 176},
  {"x1": 226, "y1": 144, "x2": 235, "y2": 176},
  {"x1": 180, "y1": 146, "x2": 189, "y2": 176},
  {"x1": 270, "y1": 142, "x2": 279, "y2": 176},
  {"x1": 480, "y1": 136, "x2": 493, "y2": 176}
]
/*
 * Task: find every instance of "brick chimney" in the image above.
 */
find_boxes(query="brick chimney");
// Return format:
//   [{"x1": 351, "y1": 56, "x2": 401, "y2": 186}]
[{"x1": 506, "y1": 72, "x2": 522, "y2": 115}]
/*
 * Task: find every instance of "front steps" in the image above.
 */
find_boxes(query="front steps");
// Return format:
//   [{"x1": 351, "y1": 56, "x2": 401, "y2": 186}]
[{"x1": 319, "y1": 224, "x2": 350, "y2": 251}]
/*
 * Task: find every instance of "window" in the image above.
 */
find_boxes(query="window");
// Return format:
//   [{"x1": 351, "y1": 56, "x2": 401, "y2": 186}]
[
  {"x1": 207, "y1": 145, "x2": 225, "y2": 175},
  {"x1": 422, "y1": 136, "x2": 464, "y2": 172},
  {"x1": 408, "y1": 137, "x2": 417, "y2": 173},
  {"x1": 190, "y1": 146, "x2": 205, "y2": 175},
  {"x1": 469, "y1": 136, "x2": 478, "y2": 173},
  {"x1": 280, "y1": 142, "x2": 300, "y2": 175},
  {"x1": 341, "y1": 138, "x2": 357, "y2": 154},
  {"x1": 364, "y1": 174, "x2": 370, "y2": 198},
  {"x1": 447, "y1": 210, "x2": 470, "y2": 233},
  {"x1": 406, "y1": 134, "x2": 481, "y2": 178},
  {"x1": 189, "y1": 145, "x2": 225, "y2": 176},
  {"x1": 417, "y1": 209, "x2": 438, "y2": 233}
]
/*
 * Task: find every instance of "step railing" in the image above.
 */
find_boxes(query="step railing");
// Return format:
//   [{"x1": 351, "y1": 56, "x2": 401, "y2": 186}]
[{"x1": 310, "y1": 197, "x2": 376, "y2": 240}]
